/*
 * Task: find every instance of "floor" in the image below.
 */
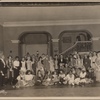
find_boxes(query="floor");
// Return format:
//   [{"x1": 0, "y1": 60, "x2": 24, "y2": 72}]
[{"x1": 0, "y1": 83, "x2": 100, "y2": 97}]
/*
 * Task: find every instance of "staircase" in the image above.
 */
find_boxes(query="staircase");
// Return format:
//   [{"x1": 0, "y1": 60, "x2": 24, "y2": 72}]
[{"x1": 60, "y1": 41, "x2": 92, "y2": 57}]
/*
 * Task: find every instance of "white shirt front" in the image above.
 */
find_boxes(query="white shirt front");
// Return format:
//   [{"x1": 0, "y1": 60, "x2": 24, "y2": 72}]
[{"x1": 13, "y1": 60, "x2": 20, "y2": 68}]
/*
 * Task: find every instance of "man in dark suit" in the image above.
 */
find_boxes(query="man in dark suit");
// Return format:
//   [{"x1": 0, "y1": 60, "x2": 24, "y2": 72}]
[
  {"x1": 0, "y1": 52, "x2": 6, "y2": 88},
  {"x1": 58, "y1": 54, "x2": 66, "y2": 73}
]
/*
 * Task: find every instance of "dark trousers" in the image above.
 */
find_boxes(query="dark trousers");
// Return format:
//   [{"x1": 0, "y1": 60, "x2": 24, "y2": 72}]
[
  {"x1": 0, "y1": 74, "x2": 5, "y2": 89},
  {"x1": 12, "y1": 68, "x2": 19, "y2": 85}
]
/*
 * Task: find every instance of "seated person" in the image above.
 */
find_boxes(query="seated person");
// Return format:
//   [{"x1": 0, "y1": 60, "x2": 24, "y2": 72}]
[
  {"x1": 79, "y1": 68, "x2": 87, "y2": 85},
  {"x1": 15, "y1": 70, "x2": 27, "y2": 88},
  {"x1": 24, "y1": 70, "x2": 35, "y2": 87},
  {"x1": 58, "y1": 70, "x2": 65, "y2": 84},
  {"x1": 86, "y1": 68, "x2": 96, "y2": 83},
  {"x1": 42, "y1": 71, "x2": 51, "y2": 86},
  {"x1": 35, "y1": 70, "x2": 43, "y2": 85},
  {"x1": 64, "y1": 71, "x2": 75, "y2": 85},
  {"x1": 50, "y1": 71, "x2": 59, "y2": 85},
  {"x1": 74, "y1": 68, "x2": 81, "y2": 85}
]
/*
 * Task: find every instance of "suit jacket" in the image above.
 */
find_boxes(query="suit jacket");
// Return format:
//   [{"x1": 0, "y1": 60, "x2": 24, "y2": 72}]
[{"x1": 0, "y1": 59, "x2": 6, "y2": 74}]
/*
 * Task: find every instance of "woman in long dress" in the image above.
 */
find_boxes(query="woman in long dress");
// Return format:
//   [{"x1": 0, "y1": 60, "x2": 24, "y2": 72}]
[
  {"x1": 95, "y1": 52, "x2": 100, "y2": 82},
  {"x1": 36, "y1": 57, "x2": 44, "y2": 76},
  {"x1": 6, "y1": 55, "x2": 14, "y2": 85},
  {"x1": 32, "y1": 56, "x2": 37, "y2": 75},
  {"x1": 49, "y1": 56, "x2": 55, "y2": 73},
  {"x1": 26, "y1": 56, "x2": 33, "y2": 71},
  {"x1": 20, "y1": 57, "x2": 27, "y2": 73}
]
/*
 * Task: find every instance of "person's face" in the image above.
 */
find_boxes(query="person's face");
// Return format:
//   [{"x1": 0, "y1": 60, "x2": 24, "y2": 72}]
[
  {"x1": 39, "y1": 58, "x2": 42, "y2": 61},
  {"x1": 97, "y1": 53, "x2": 100, "y2": 57},
  {"x1": 16, "y1": 58, "x2": 18, "y2": 61},
  {"x1": 28, "y1": 72, "x2": 31, "y2": 75},
  {"x1": 60, "y1": 71, "x2": 63, "y2": 74},
  {"x1": 9, "y1": 56, "x2": 12, "y2": 60},
  {"x1": 74, "y1": 51, "x2": 77, "y2": 55},
  {"x1": 84, "y1": 55, "x2": 87, "y2": 58},
  {"x1": 93, "y1": 52, "x2": 96, "y2": 56},
  {"x1": 60, "y1": 55, "x2": 63, "y2": 59},
  {"x1": 54, "y1": 71, "x2": 56, "y2": 75},
  {"x1": 22, "y1": 58, "x2": 25, "y2": 61},
  {"x1": 27, "y1": 57, "x2": 31, "y2": 60},
  {"x1": 69, "y1": 72, "x2": 72, "y2": 75}
]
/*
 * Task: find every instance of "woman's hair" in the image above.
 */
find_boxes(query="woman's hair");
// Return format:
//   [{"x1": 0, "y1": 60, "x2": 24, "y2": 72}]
[
  {"x1": 26, "y1": 70, "x2": 33, "y2": 74},
  {"x1": 15, "y1": 56, "x2": 19, "y2": 59},
  {"x1": 8, "y1": 55, "x2": 12, "y2": 59}
]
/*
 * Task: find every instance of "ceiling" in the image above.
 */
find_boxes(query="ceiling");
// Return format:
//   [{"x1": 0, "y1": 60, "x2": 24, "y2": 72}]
[{"x1": 0, "y1": 5, "x2": 100, "y2": 25}]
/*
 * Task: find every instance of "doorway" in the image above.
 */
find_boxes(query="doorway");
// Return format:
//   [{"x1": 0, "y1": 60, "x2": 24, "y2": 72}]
[{"x1": 18, "y1": 31, "x2": 52, "y2": 57}]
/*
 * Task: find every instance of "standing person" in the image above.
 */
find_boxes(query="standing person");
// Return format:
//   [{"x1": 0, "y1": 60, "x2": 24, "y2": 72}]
[
  {"x1": 13, "y1": 56, "x2": 20, "y2": 86},
  {"x1": 6, "y1": 55, "x2": 14, "y2": 85},
  {"x1": 20, "y1": 57, "x2": 27, "y2": 73},
  {"x1": 0, "y1": 52, "x2": 7, "y2": 94},
  {"x1": 58, "y1": 54, "x2": 66, "y2": 72},
  {"x1": 32, "y1": 56, "x2": 37, "y2": 75},
  {"x1": 42, "y1": 54, "x2": 50, "y2": 74},
  {"x1": 49, "y1": 56, "x2": 55, "y2": 73},
  {"x1": 91, "y1": 52, "x2": 97, "y2": 70},
  {"x1": 36, "y1": 57, "x2": 44, "y2": 76},
  {"x1": 95, "y1": 52, "x2": 100, "y2": 82},
  {"x1": 83, "y1": 54, "x2": 91, "y2": 72},
  {"x1": 26, "y1": 56, "x2": 33, "y2": 71},
  {"x1": 54, "y1": 55, "x2": 59, "y2": 74},
  {"x1": 76, "y1": 55, "x2": 83, "y2": 69},
  {"x1": 0, "y1": 52, "x2": 6, "y2": 87}
]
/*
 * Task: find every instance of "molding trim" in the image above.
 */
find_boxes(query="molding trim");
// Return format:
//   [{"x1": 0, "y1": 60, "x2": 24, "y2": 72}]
[
  {"x1": 0, "y1": 2, "x2": 100, "y2": 7},
  {"x1": 52, "y1": 39, "x2": 59, "y2": 42},
  {"x1": 11, "y1": 40, "x2": 20, "y2": 43},
  {"x1": 3, "y1": 19, "x2": 100, "y2": 27},
  {"x1": 92, "y1": 37, "x2": 100, "y2": 41}
]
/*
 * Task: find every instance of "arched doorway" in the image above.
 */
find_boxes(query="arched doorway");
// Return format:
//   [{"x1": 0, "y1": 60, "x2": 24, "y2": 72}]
[
  {"x1": 59, "y1": 30, "x2": 92, "y2": 53},
  {"x1": 18, "y1": 31, "x2": 52, "y2": 57}
]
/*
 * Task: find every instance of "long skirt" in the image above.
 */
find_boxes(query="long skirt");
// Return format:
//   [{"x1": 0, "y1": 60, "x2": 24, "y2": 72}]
[{"x1": 95, "y1": 69, "x2": 100, "y2": 82}]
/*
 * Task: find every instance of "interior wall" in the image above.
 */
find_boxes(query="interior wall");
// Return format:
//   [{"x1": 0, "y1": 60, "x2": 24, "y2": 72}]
[{"x1": 3, "y1": 24, "x2": 100, "y2": 57}]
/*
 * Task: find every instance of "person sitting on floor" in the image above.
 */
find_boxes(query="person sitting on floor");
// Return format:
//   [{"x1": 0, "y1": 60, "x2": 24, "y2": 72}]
[
  {"x1": 15, "y1": 70, "x2": 26, "y2": 88},
  {"x1": 64, "y1": 70, "x2": 75, "y2": 86},
  {"x1": 24, "y1": 70, "x2": 35, "y2": 87},
  {"x1": 51, "y1": 71, "x2": 59, "y2": 85},
  {"x1": 42, "y1": 71, "x2": 51, "y2": 86},
  {"x1": 58, "y1": 70, "x2": 65, "y2": 84},
  {"x1": 79, "y1": 68, "x2": 87, "y2": 85},
  {"x1": 35, "y1": 70, "x2": 43, "y2": 85}
]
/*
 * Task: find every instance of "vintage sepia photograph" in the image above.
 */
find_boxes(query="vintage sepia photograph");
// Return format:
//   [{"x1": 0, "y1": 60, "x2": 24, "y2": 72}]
[{"x1": 0, "y1": 0, "x2": 100, "y2": 99}]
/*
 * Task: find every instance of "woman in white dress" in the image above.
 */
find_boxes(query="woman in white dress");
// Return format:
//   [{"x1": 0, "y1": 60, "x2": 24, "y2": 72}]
[
  {"x1": 49, "y1": 56, "x2": 55, "y2": 73},
  {"x1": 95, "y1": 52, "x2": 100, "y2": 82},
  {"x1": 26, "y1": 56, "x2": 33, "y2": 71},
  {"x1": 76, "y1": 55, "x2": 83, "y2": 69},
  {"x1": 20, "y1": 57, "x2": 27, "y2": 73}
]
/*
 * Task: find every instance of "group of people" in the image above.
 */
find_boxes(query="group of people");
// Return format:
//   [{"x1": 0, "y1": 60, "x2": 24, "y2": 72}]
[{"x1": 0, "y1": 51, "x2": 100, "y2": 89}]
